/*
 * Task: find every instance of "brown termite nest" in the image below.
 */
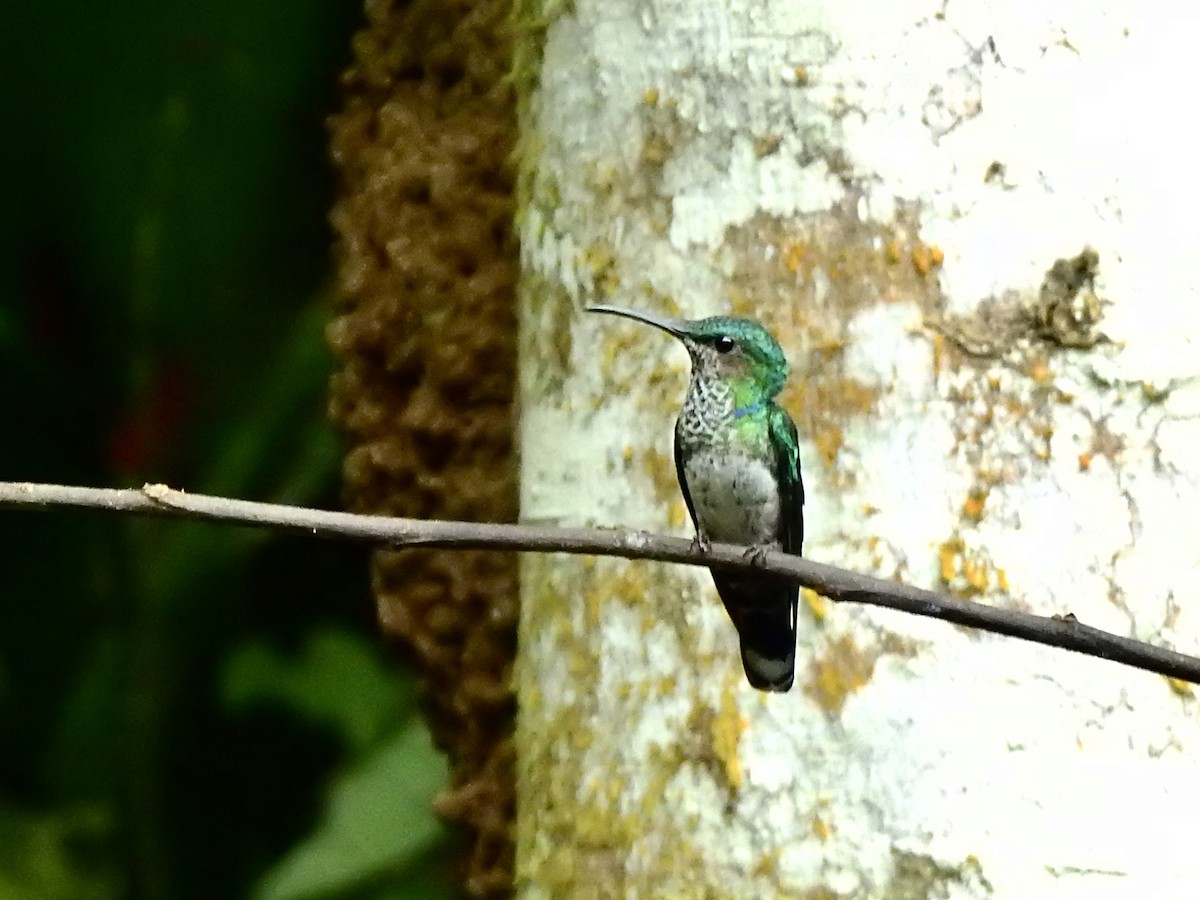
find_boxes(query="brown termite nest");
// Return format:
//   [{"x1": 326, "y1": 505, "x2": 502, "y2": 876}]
[{"x1": 326, "y1": 0, "x2": 518, "y2": 895}]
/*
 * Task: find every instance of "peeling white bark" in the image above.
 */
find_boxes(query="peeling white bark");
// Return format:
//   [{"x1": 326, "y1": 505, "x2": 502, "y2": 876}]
[{"x1": 516, "y1": 1, "x2": 1200, "y2": 897}]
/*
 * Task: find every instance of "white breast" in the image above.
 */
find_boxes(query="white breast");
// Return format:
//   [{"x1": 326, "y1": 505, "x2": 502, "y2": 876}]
[{"x1": 683, "y1": 450, "x2": 781, "y2": 545}]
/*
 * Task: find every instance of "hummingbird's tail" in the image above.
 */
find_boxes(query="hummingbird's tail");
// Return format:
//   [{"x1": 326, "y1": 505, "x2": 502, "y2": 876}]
[{"x1": 714, "y1": 574, "x2": 798, "y2": 692}]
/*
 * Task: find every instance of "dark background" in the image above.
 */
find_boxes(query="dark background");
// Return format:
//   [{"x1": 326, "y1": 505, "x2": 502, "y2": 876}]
[{"x1": 0, "y1": 3, "x2": 458, "y2": 898}]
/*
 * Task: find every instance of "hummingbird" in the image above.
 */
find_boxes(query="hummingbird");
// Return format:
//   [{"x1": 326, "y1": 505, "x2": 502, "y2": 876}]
[{"x1": 588, "y1": 305, "x2": 804, "y2": 692}]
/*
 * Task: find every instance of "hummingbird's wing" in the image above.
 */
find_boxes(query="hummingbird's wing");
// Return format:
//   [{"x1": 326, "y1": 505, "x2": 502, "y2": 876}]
[
  {"x1": 768, "y1": 404, "x2": 804, "y2": 556},
  {"x1": 672, "y1": 420, "x2": 701, "y2": 536}
]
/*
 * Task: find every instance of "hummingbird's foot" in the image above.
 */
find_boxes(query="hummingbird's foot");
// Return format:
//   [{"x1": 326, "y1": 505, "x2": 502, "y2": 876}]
[
  {"x1": 743, "y1": 543, "x2": 773, "y2": 568},
  {"x1": 690, "y1": 532, "x2": 712, "y2": 556}
]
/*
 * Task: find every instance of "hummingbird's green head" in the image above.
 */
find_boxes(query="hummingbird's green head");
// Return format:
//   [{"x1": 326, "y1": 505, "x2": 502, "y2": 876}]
[{"x1": 587, "y1": 305, "x2": 790, "y2": 403}]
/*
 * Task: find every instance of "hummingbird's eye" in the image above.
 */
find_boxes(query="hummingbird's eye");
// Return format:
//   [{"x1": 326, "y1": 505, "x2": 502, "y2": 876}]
[{"x1": 714, "y1": 335, "x2": 736, "y2": 354}]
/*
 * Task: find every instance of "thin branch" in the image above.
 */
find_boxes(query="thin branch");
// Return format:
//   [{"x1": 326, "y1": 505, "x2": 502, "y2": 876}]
[{"x1": 2, "y1": 480, "x2": 1198, "y2": 684}]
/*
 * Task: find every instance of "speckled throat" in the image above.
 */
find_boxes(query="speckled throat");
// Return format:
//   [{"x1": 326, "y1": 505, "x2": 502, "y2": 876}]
[{"x1": 678, "y1": 374, "x2": 736, "y2": 448}]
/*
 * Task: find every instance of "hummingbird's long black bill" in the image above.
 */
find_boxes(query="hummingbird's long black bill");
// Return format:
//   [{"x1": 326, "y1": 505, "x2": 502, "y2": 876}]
[{"x1": 586, "y1": 304, "x2": 687, "y2": 338}]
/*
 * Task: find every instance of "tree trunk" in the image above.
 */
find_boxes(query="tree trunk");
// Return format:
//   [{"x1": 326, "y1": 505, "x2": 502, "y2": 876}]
[{"x1": 515, "y1": 2, "x2": 1200, "y2": 896}]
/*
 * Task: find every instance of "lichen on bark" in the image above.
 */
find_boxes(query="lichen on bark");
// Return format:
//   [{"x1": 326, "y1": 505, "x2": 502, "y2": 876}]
[{"x1": 515, "y1": 1, "x2": 1200, "y2": 897}]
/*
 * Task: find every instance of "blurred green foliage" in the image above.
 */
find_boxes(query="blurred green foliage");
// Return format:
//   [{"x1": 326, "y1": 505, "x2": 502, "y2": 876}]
[{"x1": 1, "y1": 3, "x2": 458, "y2": 899}]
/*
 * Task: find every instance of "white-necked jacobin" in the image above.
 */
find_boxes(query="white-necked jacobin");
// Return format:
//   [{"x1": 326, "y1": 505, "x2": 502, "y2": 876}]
[{"x1": 589, "y1": 305, "x2": 805, "y2": 692}]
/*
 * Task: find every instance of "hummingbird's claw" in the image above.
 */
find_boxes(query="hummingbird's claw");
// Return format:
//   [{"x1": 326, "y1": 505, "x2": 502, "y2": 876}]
[
  {"x1": 690, "y1": 532, "x2": 712, "y2": 556},
  {"x1": 743, "y1": 543, "x2": 772, "y2": 567}
]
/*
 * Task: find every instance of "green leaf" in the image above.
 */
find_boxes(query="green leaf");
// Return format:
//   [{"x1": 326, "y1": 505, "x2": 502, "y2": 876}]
[
  {"x1": 222, "y1": 629, "x2": 413, "y2": 751},
  {"x1": 0, "y1": 804, "x2": 120, "y2": 900},
  {"x1": 252, "y1": 723, "x2": 449, "y2": 900}
]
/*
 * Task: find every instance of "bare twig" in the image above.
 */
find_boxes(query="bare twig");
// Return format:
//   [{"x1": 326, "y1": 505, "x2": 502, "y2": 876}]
[{"x1": 1, "y1": 480, "x2": 1198, "y2": 684}]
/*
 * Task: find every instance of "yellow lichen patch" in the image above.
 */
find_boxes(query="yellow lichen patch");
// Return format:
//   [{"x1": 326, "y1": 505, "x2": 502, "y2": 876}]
[
  {"x1": 1167, "y1": 677, "x2": 1194, "y2": 698},
  {"x1": 962, "y1": 486, "x2": 989, "y2": 522},
  {"x1": 639, "y1": 742, "x2": 683, "y2": 824},
  {"x1": 961, "y1": 557, "x2": 989, "y2": 594},
  {"x1": 938, "y1": 535, "x2": 1003, "y2": 598},
  {"x1": 811, "y1": 815, "x2": 833, "y2": 841},
  {"x1": 812, "y1": 425, "x2": 844, "y2": 470},
  {"x1": 583, "y1": 160, "x2": 618, "y2": 196},
  {"x1": 571, "y1": 728, "x2": 593, "y2": 752},
  {"x1": 781, "y1": 240, "x2": 810, "y2": 275},
  {"x1": 576, "y1": 556, "x2": 618, "y2": 630},
  {"x1": 996, "y1": 567, "x2": 1010, "y2": 592},
  {"x1": 1003, "y1": 396, "x2": 1030, "y2": 418},
  {"x1": 566, "y1": 653, "x2": 594, "y2": 679},
  {"x1": 802, "y1": 587, "x2": 828, "y2": 624},
  {"x1": 641, "y1": 131, "x2": 671, "y2": 166},
  {"x1": 812, "y1": 335, "x2": 847, "y2": 357},
  {"x1": 583, "y1": 240, "x2": 615, "y2": 276},
  {"x1": 938, "y1": 536, "x2": 962, "y2": 584},
  {"x1": 643, "y1": 87, "x2": 659, "y2": 106},
  {"x1": 1078, "y1": 451, "x2": 1093, "y2": 472},
  {"x1": 752, "y1": 850, "x2": 780, "y2": 878},
  {"x1": 606, "y1": 561, "x2": 656, "y2": 613},
  {"x1": 725, "y1": 284, "x2": 753, "y2": 314},
  {"x1": 711, "y1": 676, "x2": 748, "y2": 791},
  {"x1": 641, "y1": 446, "x2": 682, "y2": 513},
  {"x1": 1026, "y1": 354, "x2": 1053, "y2": 384},
  {"x1": 793, "y1": 64, "x2": 810, "y2": 85},
  {"x1": 930, "y1": 331, "x2": 947, "y2": 374},
  {"x1": 884, "y1": 239, "x2": 903, "y2": 264},
  {"x1": 584, "y1": 583, "x2": 605, "y2": 630},
  {"x1": 1032, "y1": 424, "x2": 1053, "y2": 460},
  {"x1": 574, "y1": 784, "x2": 636, "y2": 847},
  {"x1": 910, "y1": 243, "x2": 945, "y2": 277},
  {"x1": 805, "y1": 635, "x2": 876, "y2": 715}
]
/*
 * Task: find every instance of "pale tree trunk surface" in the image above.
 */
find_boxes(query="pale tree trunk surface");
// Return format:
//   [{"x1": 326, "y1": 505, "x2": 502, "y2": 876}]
[{"x1": 514, "y1": 1, "x2": 1200, "y2": 897}]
